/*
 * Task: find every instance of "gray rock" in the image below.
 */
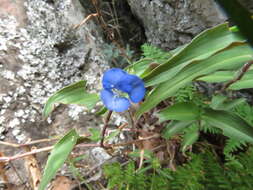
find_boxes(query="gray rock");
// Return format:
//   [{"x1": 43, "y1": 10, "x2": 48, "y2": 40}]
[
  {"x1": 127, "y1": 0, "x2": 226, "y2": 50},
  {"x1": 0, "y1": 0, "x2": 108, "y2": 142}
]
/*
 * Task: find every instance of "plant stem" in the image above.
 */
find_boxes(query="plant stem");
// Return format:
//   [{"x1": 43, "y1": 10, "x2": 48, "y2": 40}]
[
  {"x1": 222, "y1": 60, "x2": 253, "y2": 91},
  {"x1": 100, "y1": 110, "x2": 113, "y2": 148}
]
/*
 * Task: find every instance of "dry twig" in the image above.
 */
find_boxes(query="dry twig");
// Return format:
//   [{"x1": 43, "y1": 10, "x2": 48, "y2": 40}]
[
  {"x1": 73, "y1": 13, "x2": 98, "y2": 29},
  {"x1": 0, "y1": 135, "x2": 160, "y2": 163}
]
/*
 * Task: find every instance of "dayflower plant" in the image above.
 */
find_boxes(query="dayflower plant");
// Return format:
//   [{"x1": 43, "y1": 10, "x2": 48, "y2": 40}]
[{"x1": 100, "y1": 68, "x2": 146, "y2": 112}]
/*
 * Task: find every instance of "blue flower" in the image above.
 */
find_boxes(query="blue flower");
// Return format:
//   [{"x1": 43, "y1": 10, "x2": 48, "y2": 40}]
[{"x1": 100, "y1": 68, "x2": 146, "y2": 112}]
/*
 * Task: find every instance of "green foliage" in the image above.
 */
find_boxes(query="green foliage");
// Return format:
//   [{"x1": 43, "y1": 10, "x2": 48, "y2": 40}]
[
  {"x1": 162, "y1": 120, "x2": 194, "y2": 139},
  {"x1": 41, "y1": 21, "x2": 253, "y2": 190},
  {"x1": 181, "y1": 124, "x2": 199, "y2": 153},
  {"x1": 198, "y1": 70, "x2": 253, "y2": 90},
  {"x1": 103, "y1": 162, "x2": 149, "y2": 190},
  {"x1": 234, "y1": 102, "x2": 253, "y2": 125},
  {"x1": 174, "y1": 84, "x2": 196, "y2": 103},
  {"x1": 103, "y1": 147, "x2": 253, "y2": 190},
  {"x1": 141, "y1": 43, "x2": 173, "y2": 64},
  {"x1": 39, "y1": 129, "x2": 79, "y2": 190},
  {"x1": 136, "y1": 23, "x2": 253, "y2": 118},
  {"x1": 210, "y1": 95, "x2": 245, "y2": 111},
  {"x1": 203, "y1": 109, "x2": 253, "y2": 144},
  {"x1": 224, "y1": 138, "x2": 247, "y2": 161},
  {"x1": 88, "y1": 128, "x2": 101, "y2": 142},
  {"x1": 126, "y1": 43, "x2": 173, "y2": 76},
  {"x1": 102, "y1": 43, "x2": 134, "y2": 68},
  {"x1": 43, "y1": 80, "x2": 99, "y2": 117},
  {"x1": 158, "y1": 102, "x2": 201, "y2": 122},
  {"x1": 200, "y1": 121, "x2": 222, "y2": 134}
]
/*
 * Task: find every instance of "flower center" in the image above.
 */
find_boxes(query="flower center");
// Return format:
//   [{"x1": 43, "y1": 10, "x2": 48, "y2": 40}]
[{"x1": 112, "y1": 88, "x2": 128, "y2": 98}]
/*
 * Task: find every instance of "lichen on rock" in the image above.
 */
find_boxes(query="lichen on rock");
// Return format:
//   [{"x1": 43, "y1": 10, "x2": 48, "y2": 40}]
[{"x1": 0, "y1": 0, "x2": 110, "y2": 142}]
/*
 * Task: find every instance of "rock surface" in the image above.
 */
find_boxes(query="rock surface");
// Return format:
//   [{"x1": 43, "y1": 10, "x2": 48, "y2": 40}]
[
  {"x1": 127, "y1": 0, "x2": 226, "y2": 50},
  {"x1": 0, "y1": 0, "x2": 109, "y2": 144},
  {"x1": 0, "y1": 0, "x2": 112, "y2": 186}
]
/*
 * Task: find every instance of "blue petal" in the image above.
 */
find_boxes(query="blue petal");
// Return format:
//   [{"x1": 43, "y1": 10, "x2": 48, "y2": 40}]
[
  {"x1": 129, "y1": 79, "x2": 146, "y2": 103},
  {"x1": 102, "y1": 68, "x2": 128, "y2": 89},
  {"x1": 116, "y1": 74, "x2": 146, "y2": 103},
  {"x1": 116, "y1": 74, "x2": 137, "y2": 93},
  {"x1": 100, "y1": 89, "x2": 130, "y2": 112}
]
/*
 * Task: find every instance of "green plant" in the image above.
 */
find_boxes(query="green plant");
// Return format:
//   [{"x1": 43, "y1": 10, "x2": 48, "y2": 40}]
[
  {"x1": 39, "y1": 21, "x2": 253, "y2": 189},
  {"x1": 104, "y1": 147, "x2": 253, "y2": 190}
]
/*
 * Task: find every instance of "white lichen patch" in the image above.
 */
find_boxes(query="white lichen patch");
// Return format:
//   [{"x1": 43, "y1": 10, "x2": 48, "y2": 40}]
[
  {"x1": 9, "y1": 118, "x2": 20, "y2": 128},
  {"x1": 0, "y1": 0, "x2": 109, "y2": 140},
  {"x1": 68, "y1": 105, "x2": 88, "y2": 120},
  {"x1": 0, "y1": 70, "x2": 16, "y2": 80}
]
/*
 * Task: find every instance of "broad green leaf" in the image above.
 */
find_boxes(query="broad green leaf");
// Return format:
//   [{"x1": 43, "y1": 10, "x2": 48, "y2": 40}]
[
  {"x1": 229, "y1": 79, "x2": 253, "y2": 90},
  {"x1": 162, "y1": 120, "x2": 194, "y2": 139},
  {"x1": 222, "y1": 98, "x2": 246, "y2": 110},
  {"x1": 136, "y1": 44, "x2": 253, "y2": 118},
  {"x1": 198, "y1": 69, "x2": 253, "y2": 83},
  {"x1": 198, "y1": 71, "x2": 235, "y2": 83},
  {"x1": 39, "y1": 129, "x2": 79, "y2": 190},
  {"x1": 203, "y1": 109, "x2": 253, "y2": 143},
  {"x1": 158, "y1": 102, "x2": 200, "y2": 122},
  {"x1": 138, "y1": 44, "x2": 188, "y2": 78},
  {"x1": 210, "y1": 95, "x2": 227, "y2": 110},
  {"x1": 143, "y1": 23, "x2": 245, "y2": 86},
  {"x1": 210, "y1": 95, "x2": 245, "y2": 111},
  {"x1": 43, "y1": 80, "x2": 99, "y2": 117},
  {"x1": 181, "y1": 124, "x2": 199, "y2": 153}
]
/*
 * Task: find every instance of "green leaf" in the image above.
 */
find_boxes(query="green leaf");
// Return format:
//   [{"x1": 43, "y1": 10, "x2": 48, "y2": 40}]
[
  {"x1": 210, "y1": 95, "x2": 245, "y2": 111},
  {"x1": 203, "y1": 109, "x2": 253, "y2": 143},
  {"x1": 210, "y1": 95, "x2": 227, "y2": 110},
  {"x1": 222, "y1": 98, "x2": 246, "y2": 110},
  {"x1": 198, "y1": 71, "x2": 235, "y2": 83},
  {"x1": 229, "y1": 79, "x2": 253, "y2": 90},
  {"x1": 88, "y1": 128, "x2": 101, "y2": 142},
  {"x1": 143, "y1": 23, "x2": 245, "y2": 86},
  {"x1": 181, "y1": 124, "x2": 199, "y2": 153},
  {"x1": 43, "y1": 80, "x2": 99, "y2": 117},
  {"x1": 136, "y1": 44, "x2": 253, "y2": 118},
  {"x1": 162, "y1": 120, "x2": 194, "y2": 139},
  {"x1": 158, "y1": 102, "x2": 200, "y2": 122},
  {"x1": 39, "y1": 129, "x2": 79, "y2": 190},
  {"x1": 95, "y1": 106, "x2": 108, "y2": 115},
  {"x1": 198, "y1": 69, "x2": 253, "y2": 84}
]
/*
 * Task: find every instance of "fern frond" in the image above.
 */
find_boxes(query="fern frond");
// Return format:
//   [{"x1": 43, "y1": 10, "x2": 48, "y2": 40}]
[
  {"x1": 200, "y1": 122, "x2": 222, "y2": 134},
  {"x1": 170, "y1": 154, "x2": 205, "y2": 190},
  {"x1": 224, "y1": 138, "x2": 247, "y2": 160},
  {"x1": 141, "y1": 43, "x2": 172, "y2": 63},
  {"x1": 234, "y1": 102, "x2": 253, "y2": 125},
  {"x1": 174, "y1": 84, "x2": 196, "y2": 103}
]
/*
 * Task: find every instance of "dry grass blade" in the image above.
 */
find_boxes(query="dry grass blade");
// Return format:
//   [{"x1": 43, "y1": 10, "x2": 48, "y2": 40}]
[{"x1": 24, "y1": 147, "x2": 42, "y2": 190}]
